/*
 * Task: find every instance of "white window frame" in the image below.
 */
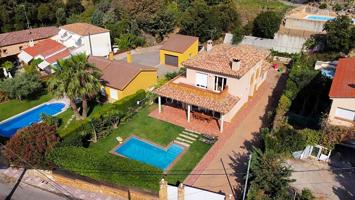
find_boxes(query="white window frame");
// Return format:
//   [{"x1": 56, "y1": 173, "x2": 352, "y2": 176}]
[
  {"x1": 195, "y1": 72, "x2": 208, "y2": 89},
  {"x1": 335, "y1": 107, "x2": 355, "y2": 122},
  {"x1": 109, "y1": 88, "x2": 119, "y2": 100}
]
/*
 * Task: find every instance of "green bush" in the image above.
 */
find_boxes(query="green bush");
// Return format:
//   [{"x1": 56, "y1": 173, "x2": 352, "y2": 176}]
[
  {"x1": 60, "y1": 90, "x2": 147, "y2": 146},
  {"x1": 4, "y1": 124, "x2": 58, "y2": 168},
  {"x1": 114, "y1": 34, "x2": 145, "y2": 51},
  {"x1": 41, "y1": 113, "x2": 61, "y2": 128},
  {"x1": 232, "y1": 26, "x2": 244, "y2": 44},
  {"x1": 47, "y1": 146, "x2": 161, "y2": 191},
  {"x1": 0, "y1": 73, "x2": 43, "y2": 100},
  {"x1": 319, "y1": 3, "x2": 327, "y2": 9},
  {"x1": 298, "y1": 188, "x2": 315, "y2": 200},
  {"x1": 333, "y1": 3, "x2": 342, "y2": 11}
]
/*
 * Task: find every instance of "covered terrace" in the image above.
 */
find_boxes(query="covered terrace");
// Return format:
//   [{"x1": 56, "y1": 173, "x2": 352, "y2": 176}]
[{"x1": 152, "y1": 77, "x2": 239, "y2": 134}]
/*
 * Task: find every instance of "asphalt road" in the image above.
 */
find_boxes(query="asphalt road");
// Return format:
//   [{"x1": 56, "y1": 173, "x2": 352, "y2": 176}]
[{"x1": 0, "y1": 181, "x2": 66, "y2": 200}]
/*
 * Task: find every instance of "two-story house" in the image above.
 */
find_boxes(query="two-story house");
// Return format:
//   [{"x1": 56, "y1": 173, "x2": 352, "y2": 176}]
[
  {"x1": 55, "y1": 23, "x2": 111, "y2": 57},
  {"x1": 153, "y1": 44, "x2": 270, "y2": 133},
  {"x1": 328, "y1": 58, "x2": 355, "y2": 127}
]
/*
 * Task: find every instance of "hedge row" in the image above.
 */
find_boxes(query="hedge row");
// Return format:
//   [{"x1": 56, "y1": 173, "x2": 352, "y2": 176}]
[
  {"x1": 273, "y1": 54, "x2": 318, "y2": 128},
  {"x1": 60, "y1": 90, "x2": 146, "y2": 147}
]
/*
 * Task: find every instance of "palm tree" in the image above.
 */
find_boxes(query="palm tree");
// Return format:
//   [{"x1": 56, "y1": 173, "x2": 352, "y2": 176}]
[{"x1": 48, "y1": 53, "x2": 101, "y2": 120}]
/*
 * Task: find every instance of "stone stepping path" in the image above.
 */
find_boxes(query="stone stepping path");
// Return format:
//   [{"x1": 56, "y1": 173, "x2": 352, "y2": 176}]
[{"x1": 174, "y1": 129, "x2": 200, "y2": 147}]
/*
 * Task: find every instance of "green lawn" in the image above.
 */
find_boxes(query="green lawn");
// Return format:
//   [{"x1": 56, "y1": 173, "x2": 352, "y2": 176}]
[
  {"x1": 0, "y1": 93, "x2": 52, "y2": 121},
  {"x1": 235, "y1": 0, "x2": 291, "y2": 23},
  {"x1": 50, "y1": 106, "x2": 211, "y2": 192}
]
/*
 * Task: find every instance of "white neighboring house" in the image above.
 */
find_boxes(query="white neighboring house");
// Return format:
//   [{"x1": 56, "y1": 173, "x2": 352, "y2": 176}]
[
  {"x1": 328, "y1": 58, "x2": 355, "y2": 127},
  {"x1": 54, "y1": 23, "x2": 111, "y2": 57},
  {"x1": 18, "y1": 38, "x2": 71, "y2": 73}
]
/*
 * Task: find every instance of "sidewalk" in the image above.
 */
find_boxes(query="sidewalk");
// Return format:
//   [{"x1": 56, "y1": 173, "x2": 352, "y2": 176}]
[
  {"x1": 0, "y1": 167, "x2": 124, "y2": 200},
  {"x1": 183, "y1": 69, "x2": 284, "y2": 198}
]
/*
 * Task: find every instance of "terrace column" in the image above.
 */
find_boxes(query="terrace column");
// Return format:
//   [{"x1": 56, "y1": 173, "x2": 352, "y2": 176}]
[
  {"x1": 158, "y1": 96, "x2": 162, "y2": 113},
  {"x1": 187, "y1": 104, "x2": 191, "y2": 122},
  {"x1": 220, "y1": 114, "x2": 224, "y2": 133}
]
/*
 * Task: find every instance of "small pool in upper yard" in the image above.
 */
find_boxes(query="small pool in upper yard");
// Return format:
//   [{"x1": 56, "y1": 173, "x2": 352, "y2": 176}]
[
  {"x1": 113, "y1": 136, "x2": 184, "y2": 170},
  {"x1": 305, "y1": 15, "x2": 355, "y2": 24},
  {"x1": 0, "y1": 102, "x2": 66, "y2": 137}
]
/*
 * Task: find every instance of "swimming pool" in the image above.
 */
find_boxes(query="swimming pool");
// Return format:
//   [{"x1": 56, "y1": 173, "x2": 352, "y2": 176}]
[
  {"x1": 114, "y1": 137, "x2": 184, "y2": 170},
  {"x1": 305, "y1": 15, "x2": 355, "y2": 24},
  {"x1": 0, "y1": 102, "x2": 66, "y2": 137}
]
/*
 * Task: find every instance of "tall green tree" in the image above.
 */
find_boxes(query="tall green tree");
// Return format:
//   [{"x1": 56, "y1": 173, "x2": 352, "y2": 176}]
[
  {"x1": 323, "y1": 15, "x2": 352, "y2": 53},
  {"x1": 247, "y1": 148, "x2": 294, "y2": 200},
  {"x1": 180, "y1": 0, "x2": 222, "y2": 42},
  {"x1": 48, "y1": 54, "x2": 101, "y2": 119},
  {"x1": 56, "y1": 7, "x2": 66, "y2": 25},
  {"x1": 143, "y1": 9, "x2": 176, "y2": 41},
  {"x1": 0, "y1": 73, "x2": 43, "y2": 100},
  {"x1": 252, "y1": 11, "x2": 282, "y2": 39}
]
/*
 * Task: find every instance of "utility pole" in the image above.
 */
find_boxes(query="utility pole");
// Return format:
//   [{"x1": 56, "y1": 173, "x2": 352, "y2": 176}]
[{"x1": 242, "y1": 154, "x2": 252, "y2": 200}]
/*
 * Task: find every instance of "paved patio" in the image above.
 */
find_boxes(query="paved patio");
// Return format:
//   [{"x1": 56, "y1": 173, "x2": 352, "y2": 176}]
[
  {"x1": 150, "y1": 105, "x2": 231, "y2": 135},
  {"x1": 179, "y1": 69, "x2": 284, "y2": 198}
]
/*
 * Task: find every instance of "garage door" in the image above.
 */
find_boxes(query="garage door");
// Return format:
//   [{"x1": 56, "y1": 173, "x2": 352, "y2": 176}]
[
  {"x1": 335, "y1": 107, "x2": 355, "y2": 121},
  {"x1": 165, "y1": 54, "x2": 178, "y2": 66}
]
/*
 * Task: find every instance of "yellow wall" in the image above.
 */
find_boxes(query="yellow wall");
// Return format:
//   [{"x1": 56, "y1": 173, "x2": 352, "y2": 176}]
[
  {"x1": 160, "y1": 40, "x2": 198, "y2": 67},
  {"x1": 105, "y1": 70, "x2": 157, "y2": 102}
]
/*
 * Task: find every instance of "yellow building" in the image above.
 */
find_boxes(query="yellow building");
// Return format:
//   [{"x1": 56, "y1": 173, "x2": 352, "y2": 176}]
[
  {"x1": 89, "y1": 56, "x2": 157, "y2": 102},
  {"x1": 160, "y1": 34, "x2": 199, "y2": 67}
]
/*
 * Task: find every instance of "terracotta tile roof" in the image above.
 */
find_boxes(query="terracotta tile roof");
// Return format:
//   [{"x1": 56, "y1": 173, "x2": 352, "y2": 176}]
[
  {"x1": 261, "y1": 60, "x2": 272, "y2": 73},
  {"x1": 0, "y1": 27, "x2": 59, "y2": 47},
  {"x1": 161, "y1": 34, "x2": 198, "y2": 53},
  {"x1": 329, "y1": 58, "x2": 355, "y2": 98},
  {"x1": 23, "y1": 39, "x2": 66, "y2": 57},
  {"x1": 183, "y1": 44, "x2": 270, "y2": 78},
  {"x1": 60, "y1": 23, "x2": 109, "y2": 36},
  {"x1": 154, "y1": 78, "x2": 240, "y2": 113},
  {"x1": 88, "y1": 56, "x2": 157, "y2": 90},
  {"x1": 46, "y1": 49, "x2": 71, "y2": 64}
]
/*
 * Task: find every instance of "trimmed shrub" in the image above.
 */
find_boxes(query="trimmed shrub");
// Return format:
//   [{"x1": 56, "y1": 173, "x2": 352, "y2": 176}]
[
  {"x1": 41, "y1": 113, "x2": 61, "y2": 128},
  {"x1": 4, "y1": 124, "x2": 58, "y2": 168}
]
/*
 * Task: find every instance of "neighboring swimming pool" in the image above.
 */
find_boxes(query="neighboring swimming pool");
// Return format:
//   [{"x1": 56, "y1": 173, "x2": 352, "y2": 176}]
[
  {"x1": 0, "y1": 102, "x2": 66, "y2": 137},
  {"x1": 114, "y1": 137, "x2": 184, "y2": 170},
  {"x1": 305, "y1": 15, "x2": 355, "y2": 24}
]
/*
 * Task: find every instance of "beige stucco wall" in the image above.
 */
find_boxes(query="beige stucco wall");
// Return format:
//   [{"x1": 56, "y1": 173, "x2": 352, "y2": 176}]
[
  {"x1": 184, "y1": 61, "x2": 266, "y2": 122},
  {"x1": 0, "y1": 39, "x2": 47, "y2": 58},
  {"x1": 328, "y1": 98, "x2": 355, "y2": 127}
]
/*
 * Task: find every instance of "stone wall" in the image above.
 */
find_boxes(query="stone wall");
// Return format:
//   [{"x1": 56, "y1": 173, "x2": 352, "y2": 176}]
[{"x1": 51, "y1": 171, "x2": 158, "y2": 200}]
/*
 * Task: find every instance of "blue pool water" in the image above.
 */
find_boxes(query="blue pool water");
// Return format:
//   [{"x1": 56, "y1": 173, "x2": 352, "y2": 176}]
[
  {"x1": 0, "y1": 103, "x2": 65, "y2": 137},
  {"x1": 115, "y1": 137, "x2": 184, "y2": 170},
  {"x1": 305, "y1": 15, "x2": 355, "y2": 24}
]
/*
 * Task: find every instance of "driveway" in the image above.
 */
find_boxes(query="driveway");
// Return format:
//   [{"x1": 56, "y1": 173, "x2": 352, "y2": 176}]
[
  {"x1": 115, "y1": 46, "x2": 179, "y2": 78},
  {"x1": 289, "y1": 159, "x2": 355, "y2": 200},
  {"x1": 184, "y1": 69, "x2": 285, "y2": 198}
]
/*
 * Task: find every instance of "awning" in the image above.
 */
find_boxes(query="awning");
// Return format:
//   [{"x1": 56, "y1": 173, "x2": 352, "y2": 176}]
[
  {"x1": 37, "y1": 60, "x2": 50, "y2": 70},
  {"x1": 18, "y1": 51, "x2": 33, "y2": 64}
]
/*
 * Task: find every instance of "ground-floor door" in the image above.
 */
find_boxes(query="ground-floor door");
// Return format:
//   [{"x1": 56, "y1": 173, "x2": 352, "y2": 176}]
[{"x1": 164, "y1": 54, "x2": 178, "y2": 67}]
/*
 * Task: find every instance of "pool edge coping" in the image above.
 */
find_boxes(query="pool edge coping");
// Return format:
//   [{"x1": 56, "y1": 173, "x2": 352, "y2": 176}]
[{"x1": 109, "y1": 135, "x2": 188, "y2": 172}]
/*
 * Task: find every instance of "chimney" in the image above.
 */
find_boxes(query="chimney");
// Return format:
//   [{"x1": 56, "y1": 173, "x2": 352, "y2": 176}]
[
  {"x1": 177, "y1": 183, "x2": 184, "y2": 200},
  {"x1": 108, "y1": 52, "x2": 114, "y2": 61},
  {"x1": 29, "y1": 40, "x2": 34, "y2": 47},
  {"x1": 159, "y1": 179, "x2": 168, "y2": 200},
  {"x1": 126, "y1": 51, "x2": 132, "y2": 64},
  {"x1": 231, "y1": 58, "x2": 241, "y2": 71},
  {"x1": 206, "y1": 40, "x2": 213, "y2": 51}
]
